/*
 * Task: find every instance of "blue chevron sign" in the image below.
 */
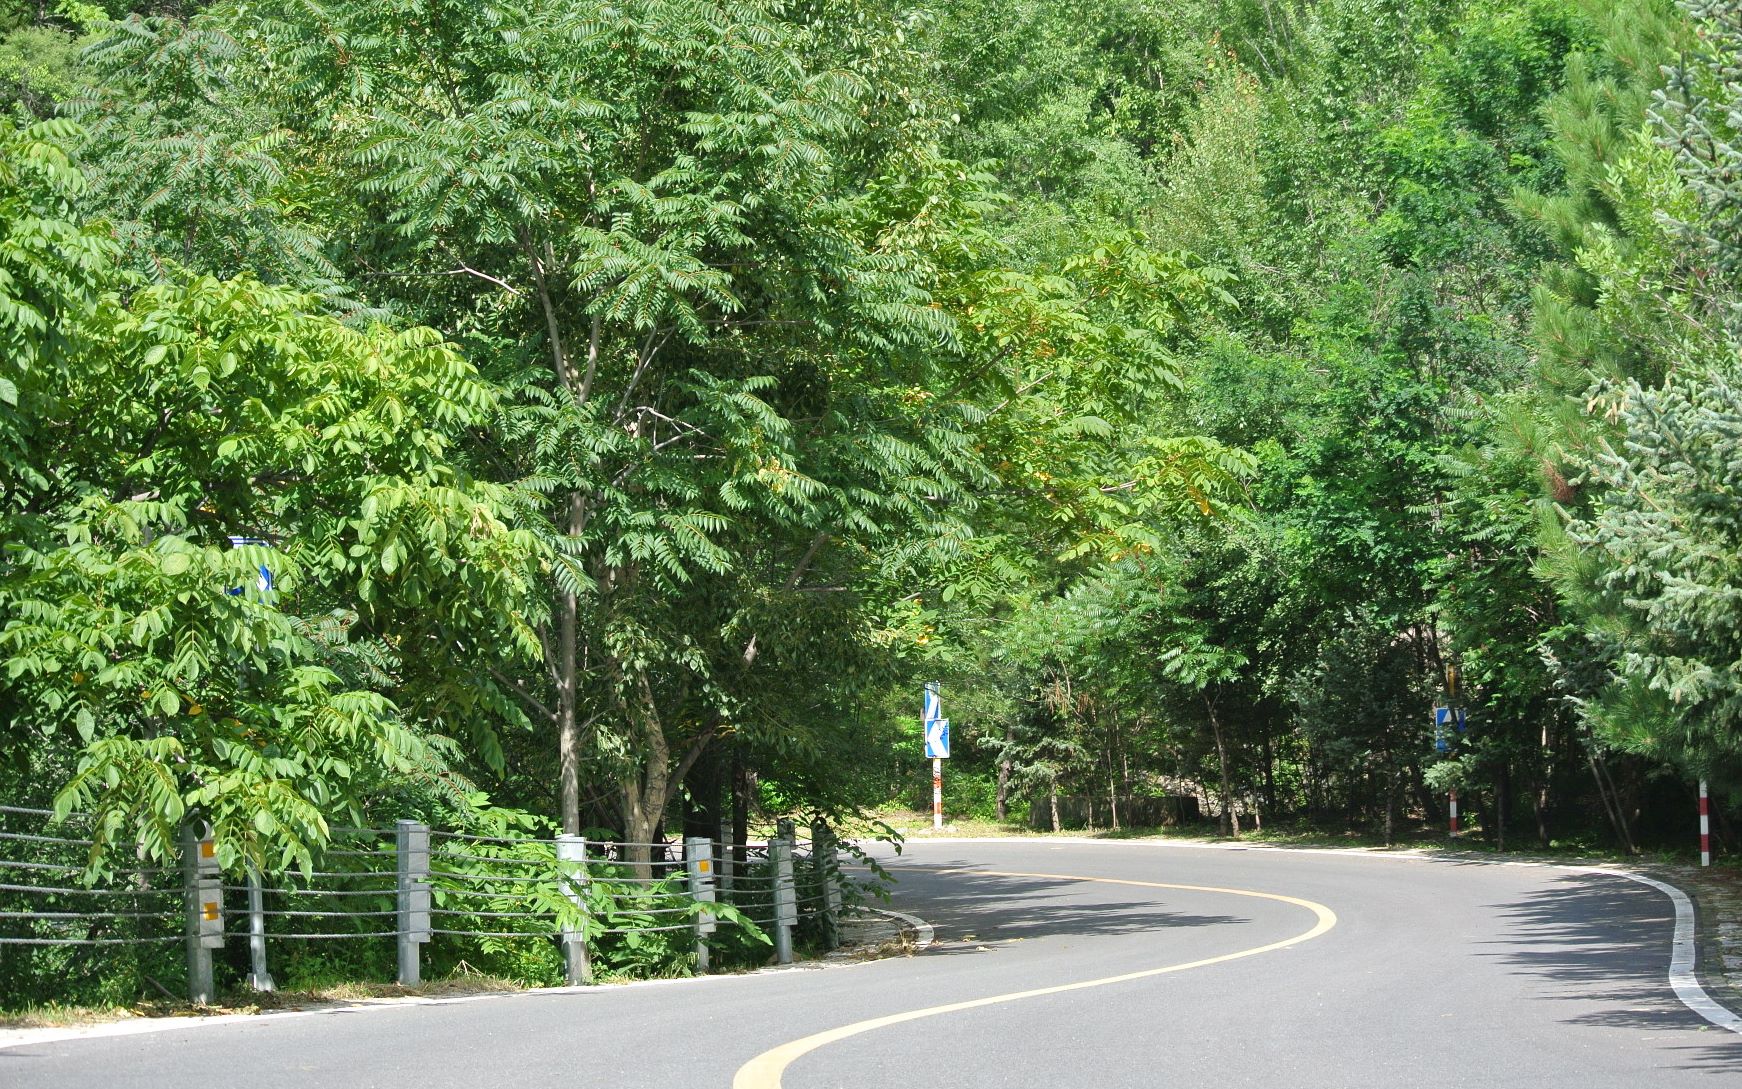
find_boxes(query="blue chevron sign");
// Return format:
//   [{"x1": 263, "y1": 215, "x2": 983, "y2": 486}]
[
  {"x1": 923, "y1": 682, "x2": 949, "y2": 758},
  {"x1": 925, "y1": 718, "x2": 950, "y2": 759},
  {"x1": 225, "y1": 536, "x2": 275, "y2": 596}
]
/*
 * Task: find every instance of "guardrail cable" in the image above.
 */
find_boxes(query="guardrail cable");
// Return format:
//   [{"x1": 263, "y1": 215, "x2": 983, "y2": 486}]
[{"x1": 3, "y1": 807, "x2": 853, "y2": 988}]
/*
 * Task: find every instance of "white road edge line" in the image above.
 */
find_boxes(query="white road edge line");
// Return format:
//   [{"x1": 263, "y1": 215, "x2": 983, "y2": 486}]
[
  {"x1": 897, "y1": 835, "x2": 1742, "y2": 1036},
  {"x1": 1601, "y1": 869, "x2": 1742, "y2": 1035},
  {"x1": 0, "y1": 905, "x2": 937, "y2": 1052},
  {"x1": 9, "y1": 838, "x2": 1733, "y2": 1048}
]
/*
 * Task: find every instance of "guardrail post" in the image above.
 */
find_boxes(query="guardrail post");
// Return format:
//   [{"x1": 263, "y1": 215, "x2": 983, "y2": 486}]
[
  {"x1": 396, "y1": 820, "x2": 430, "y2": 987},
  {"x1": 246, "y1": 866, "x2": 274, "y2": 992},
  {"x1": 685, "y1": 836, "x2": 717, "y2": 974},
  {"x1": 180, "y1": 823, "x2": 222, "y2": 1004},
  {"x1": 556, "y1": 834, "x2": 591, "y2": 985},
  {"x1": 811, "y1": 818, "x2": 840, "y2": 949},
  {"x1": 770, "y1": 829, "x2": 796, "y2": 965}
]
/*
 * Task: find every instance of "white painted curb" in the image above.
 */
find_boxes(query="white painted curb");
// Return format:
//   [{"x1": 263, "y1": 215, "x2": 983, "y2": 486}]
[{"x1": 864, "y1": 905, "x2": 935, "y2": 951}]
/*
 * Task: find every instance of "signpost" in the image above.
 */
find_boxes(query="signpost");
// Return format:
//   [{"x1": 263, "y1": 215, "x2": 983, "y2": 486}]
[
  {"x1": 1433, "y1": 706, "x2": 1453, "y2": 754},
  {"x1": 923, "y1": 682, "x2": 949, "y2": 830},
  {"x1": 1432, "y1": 705, "x2": 1468, "y2": 837},
  {"x1": 1700, "y1": 779, "x2": 1711, "y2": 867},
  {"x1": 1437, "y1": 665, "x2": 1470, "y2": 840}
]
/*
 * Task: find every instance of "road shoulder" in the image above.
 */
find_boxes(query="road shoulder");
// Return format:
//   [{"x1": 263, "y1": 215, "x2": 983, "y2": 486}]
[{"x1": 0, "y1": 904, "x2": 936, "y2": 1052}]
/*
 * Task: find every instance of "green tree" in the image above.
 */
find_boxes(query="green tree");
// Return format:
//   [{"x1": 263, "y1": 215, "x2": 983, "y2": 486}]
[
  {"x1": 1562, "y1": 370, "x2": 1742, "y2": 786},
  {"x1": 0, "y1": 118, "x2": 541, "y2": 869}
]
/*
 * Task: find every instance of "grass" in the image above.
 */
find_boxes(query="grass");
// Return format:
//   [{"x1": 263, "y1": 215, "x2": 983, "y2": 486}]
[
  {"x1": 0, "y1": 967, "x2": 524, "y2": 1029},
  {"x1": 856, "y1": 807, "x2": 1702, "y2": 867},
  {"x1": 0, "y1": 925, "x2": 918, "y2": 1028}
]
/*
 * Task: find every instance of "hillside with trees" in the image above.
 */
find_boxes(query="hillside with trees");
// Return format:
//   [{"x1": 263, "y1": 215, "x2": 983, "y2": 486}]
[{"x1": 4, "y1": 0, "x2": 1742, "y2": 1001}]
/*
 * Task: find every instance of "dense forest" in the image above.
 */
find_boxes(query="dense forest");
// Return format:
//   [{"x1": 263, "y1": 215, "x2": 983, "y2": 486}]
[{"x1": 4, "y1": 0, "x2": 1742, "y2": 908}]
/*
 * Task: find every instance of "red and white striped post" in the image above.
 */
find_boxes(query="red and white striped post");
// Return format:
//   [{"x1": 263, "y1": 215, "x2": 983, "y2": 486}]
[
  {"x1": 1700, "y1": 779, "x2": 1711, "y2": 867},
  {"x1": 932, "y1": 758, "x2": 943, "y2": 831},
  {"x1": 1449, "y1": 788, "x2": 1459, "y2": 838},
  {"x1": 923, "y1": 682, "x2": 947, "y2": 830}
]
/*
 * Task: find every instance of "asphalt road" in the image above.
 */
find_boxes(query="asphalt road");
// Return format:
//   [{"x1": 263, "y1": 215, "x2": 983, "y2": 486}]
[{"x1": 5, "y1": 839, "x2": 1740, "y2": 1088}]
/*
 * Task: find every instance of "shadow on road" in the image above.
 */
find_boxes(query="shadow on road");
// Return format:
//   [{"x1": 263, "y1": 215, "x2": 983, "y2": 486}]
[
  {"x1": 878, "y1": 859, "x2": 1246, "y2": 944},
  {"x1": 1481, "y1": 872, "x2": 1742, "y2": 1071}
]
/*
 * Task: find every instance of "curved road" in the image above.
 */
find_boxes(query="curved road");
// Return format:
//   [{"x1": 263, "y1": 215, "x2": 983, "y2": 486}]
[{"x1": 6, "y1": 839, "x2": 1741, "y2": 1087}]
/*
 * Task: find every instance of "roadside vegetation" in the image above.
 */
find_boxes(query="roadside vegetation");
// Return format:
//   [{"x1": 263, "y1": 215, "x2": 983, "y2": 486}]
[{"x1": 6, "y1": 0, "x2": 1742, "y2": 1009}]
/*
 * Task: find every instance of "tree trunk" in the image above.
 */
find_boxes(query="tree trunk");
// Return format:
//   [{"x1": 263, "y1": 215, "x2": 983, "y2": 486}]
[
  {"x1": 612, "y1": 668, "x2": 713, "y2": 880},
  {"x1": 1206, "y1": 693, "x2": 1238, "y2": 837},
  {"x1": 1535, "y1": 719, "x2": 1551, "y2": 849},
  {"x1": 1409, "y1": 760, "x2": 1436, "y2": 822},
  {"x1": 1595, "y1": 749, "x2": 1636, "y2": 854},
  {"x1": 1588, "y1": 747, "x2": 1629, "y2": 851},
  {"x1": 1495, "y1": 761, "x2": 1509, "y2": 853},
  {"x1": 1109, "y1": 771, "x2": 1120, "y2": 833},
  {"x1": 556, "y1": 496, "x2": 583, "y2": 835},
  {"x1": 995, "y1": 724, "x2": 1012, "y2": 823},
  {"x1": 620, "y1": 772, "x2": 662, "y2": 880},
  {"x1": 1261, "y1": 725, "x2": 1276, "y2": 815},
  {"x1": 1049, "y1": 782, "x2": 1061, "y2": 833},
  {"x1": 1383, "y1": 759, "x2": 1395, "y2": 847},
  {"x1": 732, "y1": 750, "x2": 753, "y2": 873}
]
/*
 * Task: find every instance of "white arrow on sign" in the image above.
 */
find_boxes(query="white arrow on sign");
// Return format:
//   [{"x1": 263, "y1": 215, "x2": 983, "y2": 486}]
[{"x1": 924, "y1": 718, "x2": 950, "y2": 759}]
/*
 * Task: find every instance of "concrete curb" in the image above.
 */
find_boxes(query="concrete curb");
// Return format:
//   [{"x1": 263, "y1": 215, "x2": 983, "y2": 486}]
[{"x1": 863, "y1": 905, "x2": 935, "y2": 951}]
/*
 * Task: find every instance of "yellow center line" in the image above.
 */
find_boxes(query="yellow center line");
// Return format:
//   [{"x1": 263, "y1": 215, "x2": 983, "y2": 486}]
[{"x1": 732, "y1": 868, "x2": 1338, "y2": 1089}]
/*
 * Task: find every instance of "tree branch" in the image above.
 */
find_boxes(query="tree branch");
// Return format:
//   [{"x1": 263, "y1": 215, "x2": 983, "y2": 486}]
[
  {"x1": 577, "y1": 315, "x2": 602, "y2": 405},
  {"x1": 439, "y1": 265, "x2": 522, "y2": 296},
  {"x1": 520, "y1": 228, "x2": 572, "y2": 391},
  {"x1": 671, "y1": 725, "x2": 718, "y2": 796},
  {"x1": 742, "y1": 532, "x2": 831, "y2": 667},
  {"x1": 486, "y1": 665, "x2": 556, "y2": 725}
]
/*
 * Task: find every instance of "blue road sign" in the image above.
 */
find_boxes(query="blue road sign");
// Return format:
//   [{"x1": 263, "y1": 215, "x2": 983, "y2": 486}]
[
  {"x1": 1455, "y1": 708, "x2": 1468, "y2": 733},
  {"x1": 922, "y1": 682, "x2": 948, "y2": 758},
  {"x1": 925, "y1": 719, "x2": 950, "y2": 759},
  {"x1": 1433, "y1": 706, "x2": 1451, "y2": 753},
  {"x1": 226, "y1": 537, "x2": 275, "y2": 595}
]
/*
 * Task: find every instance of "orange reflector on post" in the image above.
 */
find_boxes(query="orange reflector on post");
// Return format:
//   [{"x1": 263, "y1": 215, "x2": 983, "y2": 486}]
[
  {"x1": 699, "y1": 860, "x2": 711, "y2": 874},
  {"x1": 200, "y1": 841, "x2": 215, "y2": 859},
  {"x1": 203, "y1": 902, "x2": 220, "y2": 921}
]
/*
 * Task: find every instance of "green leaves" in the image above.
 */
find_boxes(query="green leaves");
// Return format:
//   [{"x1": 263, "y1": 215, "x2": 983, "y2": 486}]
[
  {"x1": 0, "y1": 124, "x2": 545, "y2": 868},
  {"x1": 1564, "y1": 367, "x2": 1742, "y2": 779},
  {"x1": 0, "y1": 117, "x2": 111, "y2": 501}
]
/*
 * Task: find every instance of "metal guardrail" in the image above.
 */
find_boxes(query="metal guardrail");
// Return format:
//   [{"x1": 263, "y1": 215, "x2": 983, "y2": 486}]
[
  {"x1": 0, "y1": 806, "x2": 849, "y2": 1002},
  {"x1": 0, "y1": 806, "x2": 183, "y2": 950}
]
